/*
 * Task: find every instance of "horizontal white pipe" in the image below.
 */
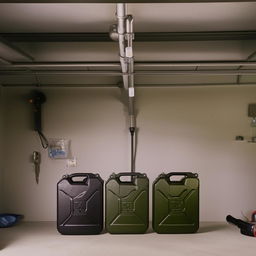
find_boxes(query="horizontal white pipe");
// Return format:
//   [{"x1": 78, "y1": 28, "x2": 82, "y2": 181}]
[
  {"x1": 2, "y1": 83, "x2": 256, "y2": 88},
  {"x1": 1, "y1": 70, "x2": 256, "y2": 76},
  {"x1": 136, "y1": 70, "x2": 256, "y2": 75},
  {"x1": 4, "y1": 61, "x2": 256, "y2": 68}
]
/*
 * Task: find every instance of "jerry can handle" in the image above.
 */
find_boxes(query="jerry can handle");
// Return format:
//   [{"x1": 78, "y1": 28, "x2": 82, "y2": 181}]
[
  {"x1": 115, "y1": 172, "x2": 143, "y2": 178},
  {"x1": 166, "y1": 172, "x2": 198, "y2": 178},
  {"x1": 114, "y1": 172, "x2": 145, "y2": 183},
  {"x1": 68, "y1": 173, "x2": 89, "y2": 184}
]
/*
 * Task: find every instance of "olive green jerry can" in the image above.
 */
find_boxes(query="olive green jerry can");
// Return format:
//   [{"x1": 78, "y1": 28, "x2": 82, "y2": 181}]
[
  {"x1": 105, "y1": 172, "x2": 149, "y2": 234},
  {"x1": 153, "y1": 172, "x2": 199, "y2": 234}
]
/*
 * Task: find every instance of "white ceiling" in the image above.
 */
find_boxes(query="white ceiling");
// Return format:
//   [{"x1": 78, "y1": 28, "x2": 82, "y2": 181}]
[
  {"x1": 0, "y1": 3, "x2": 256, "y2": 33},
  {"x1": 1, "y1": 2, "x2": 256, "y2": 86}
]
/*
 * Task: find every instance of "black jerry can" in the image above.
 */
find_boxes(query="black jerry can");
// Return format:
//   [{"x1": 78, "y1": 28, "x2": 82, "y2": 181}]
[{"x1": 57, "y1": 173, "x2": 103, "y2": 235}]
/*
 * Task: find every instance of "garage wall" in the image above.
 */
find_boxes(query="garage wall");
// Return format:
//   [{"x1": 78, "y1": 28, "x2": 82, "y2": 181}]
[{"x1": 2, "y1": 85, "x2": 256, "y2": 222}]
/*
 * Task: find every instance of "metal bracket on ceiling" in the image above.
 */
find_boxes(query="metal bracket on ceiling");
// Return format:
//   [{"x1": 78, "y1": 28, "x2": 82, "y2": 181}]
[
  {"x1": 34, "y1": 73, "x2": 41, "y2": 87},
  {"x1": 236, "y1": 50, "x2": 256, "y2": 84},
  {"x1": 0, "y1": 57, "x2": 11, "y2": 65},
  {"x1": 0, "y1": 36, "x2": 34, "y2": 62}
]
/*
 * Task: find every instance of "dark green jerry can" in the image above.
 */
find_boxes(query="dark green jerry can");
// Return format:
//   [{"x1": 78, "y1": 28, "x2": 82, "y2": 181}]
[
  {"x1": 153, "y1": 172, "x2": 199, "y2": 234},
  {"x1": 105, "y1": 172, "x2": 149, "y2": 234}
]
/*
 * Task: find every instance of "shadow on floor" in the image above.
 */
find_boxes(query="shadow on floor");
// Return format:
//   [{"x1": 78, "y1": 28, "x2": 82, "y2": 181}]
[
  {"x1": 146, "y1": 226, "x2": 154, "y2": 234},
  {"x1": 198, "y1": 223, "x2": 227, "y2": 233},
  {"x1": 145, "y1": 223, "x2": 228, "y2": 234},
  {"x1": 0, "y1": 222, "x2": 23, "y2": 250}
]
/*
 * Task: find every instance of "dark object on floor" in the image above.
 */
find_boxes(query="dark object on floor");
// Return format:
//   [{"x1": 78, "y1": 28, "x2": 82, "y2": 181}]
[
  {"x1": 153, "y1": 172, "x2": 199, "y2": 233},
  {"x1": 0, "y1": 214, "x2": 23, "y2": 228},
  {"x1": 105, "y1": 172, "x2": 149, "y2": 234},
  {"x1": 57, "y1": 173, "x2": 104, "y2": 235},
  {"x1": 251, "y1": 211, "x2": 256, "y2": 223},
  {"x1": 226, "y1": 215, "x2": 256, "y2": 237}
]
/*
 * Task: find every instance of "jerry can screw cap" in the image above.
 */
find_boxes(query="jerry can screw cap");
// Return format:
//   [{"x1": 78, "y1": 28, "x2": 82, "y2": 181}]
[{"x1": 110, "y1": 173, "x2": 116, "y2": 178}]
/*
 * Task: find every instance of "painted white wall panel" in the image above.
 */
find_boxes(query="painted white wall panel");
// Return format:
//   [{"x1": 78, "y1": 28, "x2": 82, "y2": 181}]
[{"x1": 2, "y1": 85, "x2": 256, "y2": 221}]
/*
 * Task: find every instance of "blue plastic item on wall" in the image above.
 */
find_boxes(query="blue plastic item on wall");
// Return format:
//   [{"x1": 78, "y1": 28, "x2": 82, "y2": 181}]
[{"x1": 0, "y1": 214, "x2": 22, "y2": 228}]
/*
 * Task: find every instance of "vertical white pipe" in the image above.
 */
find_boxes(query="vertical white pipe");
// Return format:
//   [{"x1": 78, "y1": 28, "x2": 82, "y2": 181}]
[
  {"x1": 125, "y1": 15, "x2": 134, "y2": 94},
  {"x1": 125, "y1": 14, "x2": 135, "y2": 129},
  {"x1": 116, "y1": 3, "x2": 127, "y2": 76},
  {"x1": 116, "y1": 3, "x2": 136, "y2": 172},
  {"x1": 116, "y1": 4, "x2": 127, "y2": 35}
]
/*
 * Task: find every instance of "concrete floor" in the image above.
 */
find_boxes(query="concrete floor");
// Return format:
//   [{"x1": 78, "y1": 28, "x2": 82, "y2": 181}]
[{"x1": 0, "y1": 222, "x2": 255, "y2": 256}]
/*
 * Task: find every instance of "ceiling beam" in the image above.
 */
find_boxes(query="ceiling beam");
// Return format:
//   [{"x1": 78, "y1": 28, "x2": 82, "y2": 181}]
[
  {"x1": 1, "y1": 69, "x2": 256, "y2": 76},
  {"x1": 1, "y1": 0, "x2": 256, "y2": 3},
  {"x1": 2, "y1": 61, "x2": 256, "y2": 68},
  {"x1": 2, "y1": 31, "x2": 256, "y2": 42},
  {"x1": 1, "y1": 83, "x2": 256, "y2": 88}
]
